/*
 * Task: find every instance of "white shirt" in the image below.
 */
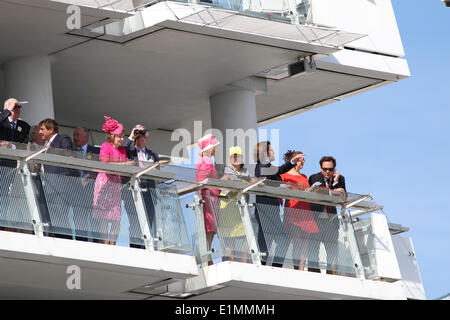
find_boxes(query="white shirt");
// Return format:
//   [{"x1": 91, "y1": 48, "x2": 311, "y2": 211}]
[
  {"x1": 8, "y1": 117, "x2": 17, "y2": 128},
  {"x1": 46, "y1": 133, "x2": 58, "y2": 147}
]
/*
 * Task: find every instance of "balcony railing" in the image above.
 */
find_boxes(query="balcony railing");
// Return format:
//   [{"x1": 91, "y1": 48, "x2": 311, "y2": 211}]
[
  {"x1": 69, "y1": 0, "x2": 364, "y2": 48},
  {"x1": 0, "y1": 142, "x2": 393, "y2": 282}
]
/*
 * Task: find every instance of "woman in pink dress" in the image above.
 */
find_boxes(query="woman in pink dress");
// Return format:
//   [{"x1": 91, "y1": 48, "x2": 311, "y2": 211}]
[
  {"x1": 93, "y1": 116, "x2": 133, "y2": 245},
  {"x1": 195, "y1": 134, "x2": 220, "y2": 265}
]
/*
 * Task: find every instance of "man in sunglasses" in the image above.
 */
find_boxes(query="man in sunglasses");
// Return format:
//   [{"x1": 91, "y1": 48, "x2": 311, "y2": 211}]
[
  {"x1": 309, "y1": 156, "x2": 346, "y2": 195},
  {"x1": 123, "y1": 125, "x2": 160, "y2": 248},
  {"x1": 0, "y1": 98, "x2": 30, "y2": 145},
  {"x1": 308, "y1": 156, "x2": 346, "y2": 275}
]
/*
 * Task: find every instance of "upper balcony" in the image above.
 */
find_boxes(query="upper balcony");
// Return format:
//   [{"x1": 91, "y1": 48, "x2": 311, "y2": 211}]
[
  {"x1": 0, "y1": 143, "x2": 425, "y2": 299},
  {"x1": 0, "y1": 1, "x2": 410, "y2": 152}
]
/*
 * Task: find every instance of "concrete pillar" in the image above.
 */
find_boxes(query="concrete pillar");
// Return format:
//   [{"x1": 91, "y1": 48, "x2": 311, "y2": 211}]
[
  {"x1": 209, "y1": 89, "x2": 258, "y2": 174},
  {"x1": 3, "y1": 56, "x2": 55, "y2": 126}
]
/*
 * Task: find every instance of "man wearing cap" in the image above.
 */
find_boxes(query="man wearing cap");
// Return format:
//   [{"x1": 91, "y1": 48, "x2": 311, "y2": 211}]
[
  {"x1": 123, "y1": 124, "x2": 160, "y2": 248},
  {"x1": 0, "y1": 98, "x2": 30, "y2": 144}
]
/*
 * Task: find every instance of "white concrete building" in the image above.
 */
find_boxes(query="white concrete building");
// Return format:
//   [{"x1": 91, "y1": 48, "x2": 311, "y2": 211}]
[{"x1": 0, "y1": 0, "x2": 425, "y2": 300}]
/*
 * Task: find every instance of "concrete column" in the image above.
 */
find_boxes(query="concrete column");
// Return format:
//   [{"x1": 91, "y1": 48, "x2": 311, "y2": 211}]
[
  {"x1": 209, "y1": 89, "x2": 258, "y2": 174},
  {"x1": 3, "y1": 56, "x2": 55, "y2": 126}
]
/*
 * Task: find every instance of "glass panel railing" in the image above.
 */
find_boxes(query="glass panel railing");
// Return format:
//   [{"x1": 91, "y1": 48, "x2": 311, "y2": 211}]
[
  {"x1": 148, "y1": 182, "x2": 192, "y2": 253},
  {"x1": 254, "y1": 198, "x2": 358, "y2": 275},
  {"x1": 0, "y1": 142, "x2": 385, "y2": 278},
  {"x1": 180, "y1": 190, "x2": 223, "y2": 266},
  {"x1": 0, "y1": 165, "x2": 35, "y2": 232},
  {"x1": 353, "y1": 217, "x2": 377, "y2": 279}
]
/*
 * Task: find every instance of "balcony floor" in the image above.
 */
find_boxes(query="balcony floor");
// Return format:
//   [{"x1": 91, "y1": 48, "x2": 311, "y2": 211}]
[{"x1": 0, "y1": 231, "x2": 198, "y2": 299}]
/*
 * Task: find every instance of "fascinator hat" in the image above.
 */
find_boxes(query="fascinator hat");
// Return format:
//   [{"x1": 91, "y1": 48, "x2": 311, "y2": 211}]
[{"x1": 102, "y1": 116, "x2": 123, "y2": 135}]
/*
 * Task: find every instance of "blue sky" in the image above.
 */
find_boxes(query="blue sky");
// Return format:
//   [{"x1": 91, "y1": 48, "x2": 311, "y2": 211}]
[{"x1": 260, "y1": 1, "x2": 450, "y2": 300}]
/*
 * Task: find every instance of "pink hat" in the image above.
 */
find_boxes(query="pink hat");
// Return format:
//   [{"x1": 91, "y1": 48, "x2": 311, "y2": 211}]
[
  {"x1": 102, "y1": 116, "x2": 123, "y2": 135},
  {"x1": 198, "y1": 134, "x2": 220, "y2": 153}
]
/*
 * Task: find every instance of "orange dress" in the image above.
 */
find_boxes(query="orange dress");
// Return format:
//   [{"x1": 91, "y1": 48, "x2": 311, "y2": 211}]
[{"x1": 280, "y1": 173, "x2": 319, "y2": 234}]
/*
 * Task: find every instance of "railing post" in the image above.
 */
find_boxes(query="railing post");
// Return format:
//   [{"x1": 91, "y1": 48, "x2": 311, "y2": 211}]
[
  {"x1": 152, "y1": 187, "x2": 164, "y2": 251},
  {"x1": 19, "y1": 162, "x2": 44, "y2": 237},
  {"x1": 187, "y1": 192, "x2": 209, "y2": 268},
  {"x1": 339, "y1": 205, "x2": 365, "y2": 279},
  {"x1": 238, "y1": 195, "x2": 261, "y2": 266},
  {"x1": 130, "y1": 178, "x2": 155, "y2": 251}
]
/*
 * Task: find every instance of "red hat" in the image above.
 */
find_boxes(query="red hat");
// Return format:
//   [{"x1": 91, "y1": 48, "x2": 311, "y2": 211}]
[{"x1": 102, "y1": 116, "x2": 123, "y2": 135}]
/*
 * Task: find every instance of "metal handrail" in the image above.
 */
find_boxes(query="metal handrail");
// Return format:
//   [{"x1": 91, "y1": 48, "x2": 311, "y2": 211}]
[{"x1": 0, "y1": 144, "x2": 382, "y2": 215}]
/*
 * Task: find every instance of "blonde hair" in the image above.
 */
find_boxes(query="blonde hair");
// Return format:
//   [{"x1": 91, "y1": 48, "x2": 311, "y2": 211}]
[
  {"x1": 106, "y1": 131, "x2": 124, "y2": 143},
  {"x1": 4, "y1": 98, "x2": 15, "y2": 110},
  {"x1": 254, "y1": 141, "x2": 270, "y2": 163}
]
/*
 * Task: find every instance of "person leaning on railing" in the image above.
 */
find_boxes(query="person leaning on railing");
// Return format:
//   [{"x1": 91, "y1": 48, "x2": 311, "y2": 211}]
[
  {"x1": 219, "y1": 146, "x2": 251, "y2": 263},
  {"x1": 280, "y1": 150, "x2": 319, "y2": 272},
  {"x1": 308, "y1": 156, "x2": 347, "y2": 275},
  {"x1": 92, "y1": 116, "x2": 134, "y2": 245},
  {"x1": 253, "y1": 141, "x2": 303, "y2": 267},
  {"x1": 38, "y1": 118, "x2": 74, "y2": 239}
]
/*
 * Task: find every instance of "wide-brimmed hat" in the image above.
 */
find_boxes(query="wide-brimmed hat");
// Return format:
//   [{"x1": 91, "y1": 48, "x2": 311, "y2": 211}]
[
  {"x1": 198, "y1": 134, "x2": 220, "y2": 153},
  {"x1": 102, "y1": 116, "x2": 123, "y2": 135}
]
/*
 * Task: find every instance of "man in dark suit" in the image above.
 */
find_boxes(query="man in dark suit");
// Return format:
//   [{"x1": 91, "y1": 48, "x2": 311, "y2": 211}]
[
  {"x1": 0, "y1": 98, "x2": 30, "y2": 145},
  {"x1": 123, "y1": 125, "x2": 159, "y2": 248},
  {"x1": 0, "y1": 99, "x2": 31, "y2": 232},
  {"x1": 38, "y1": 118, "x2": 74, "y2": 239},
  {"x1": 72, "y1": 127, "x2": 100, "y2": 241},
  {"x1": 308, "y1": 156, "x2": 346, "y2": 274}
]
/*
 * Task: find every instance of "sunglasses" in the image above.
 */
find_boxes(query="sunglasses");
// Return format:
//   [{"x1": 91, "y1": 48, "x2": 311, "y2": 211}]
[
  {"x1": 13, "y1": 103, "x2": 22, "y2": 109},
  {"x1": 321, "y1": 167, "x2": 335, "y2": 172}
]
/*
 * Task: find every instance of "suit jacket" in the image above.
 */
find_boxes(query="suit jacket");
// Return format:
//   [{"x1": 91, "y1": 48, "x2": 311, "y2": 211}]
[
  {"x1": 44, "y1": 133, "x2": 74, "y2": 175},
  {"x1": 308, "y1": 172, "x2": 346, "y2": 214},
  {"x1": 0, "y1": 109, "x2": 30, "y2": 144},
  {"x1": 0, "y1": 110, "x2": 31, "y2": 167},
  {"x1": 123, "y1": 138, "x2": 160, "y2": 188},
  {"x1": 72, "y1": 144, "x2": 100, "y2": 178},
  {"x1": 255, "y1": 161, "x2": 294, "y2": 206}
]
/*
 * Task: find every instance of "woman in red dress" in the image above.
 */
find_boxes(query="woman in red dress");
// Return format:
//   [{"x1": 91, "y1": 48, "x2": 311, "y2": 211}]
[{"x1": 281, "y1": 151, "x2": 319, "y2": 270}]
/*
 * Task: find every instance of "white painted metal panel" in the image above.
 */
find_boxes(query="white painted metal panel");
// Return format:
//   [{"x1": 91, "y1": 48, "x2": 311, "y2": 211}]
[
  {"x1": 310, "y1": 0, "x2": 405, "y2": 57},
  {"x1": 370, "y1": 213, "x2": 402, "y2": 282},
  {"x1": 392, "y1": 235, "x2": 427, "y2": 300}
]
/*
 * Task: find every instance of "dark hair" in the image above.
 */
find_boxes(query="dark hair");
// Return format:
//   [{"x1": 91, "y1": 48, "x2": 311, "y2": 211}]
[
  {"x1": 284, "y1": 150, "x2": 302, "y2": 164},
  {"x1": 39, "y1": 118, "x2": 58, "y2": 133},
  {"x1": 320, "y1": 156, "x2": 336, "y2": 167}
]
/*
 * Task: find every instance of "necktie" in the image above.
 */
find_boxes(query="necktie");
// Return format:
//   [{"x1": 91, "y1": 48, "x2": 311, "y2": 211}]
[
  {"x1": 138, "y1": 148, "x2": 146, "y2": 168},
  {"x1": 10, "y1": 121, "x2": 16, "y2": 140}
]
